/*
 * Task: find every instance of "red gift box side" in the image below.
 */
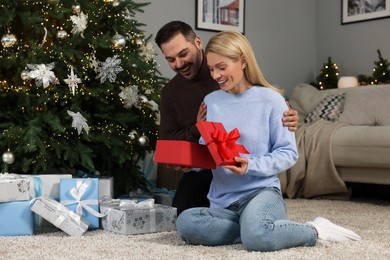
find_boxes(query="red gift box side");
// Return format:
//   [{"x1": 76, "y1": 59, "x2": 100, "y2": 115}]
[{"x1": 154, "y1": 140, "x2": 216, "y2": 169}]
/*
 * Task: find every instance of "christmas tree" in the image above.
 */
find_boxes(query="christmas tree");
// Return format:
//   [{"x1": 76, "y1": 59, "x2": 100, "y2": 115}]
[
  {"x1": 311, "y1": 57, "x2": 339, "y2": 90},
  {"x1": 371, "y1": 49, "x2": 390, "y2": 85},
  {"x1": 0, "y1": 0, "x2": 165, "y2": 195}
]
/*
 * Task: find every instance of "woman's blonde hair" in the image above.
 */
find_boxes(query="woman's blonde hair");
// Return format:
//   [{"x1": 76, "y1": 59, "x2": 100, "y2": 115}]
[{"x1": 205, "y1": 30, "x2": 283, "y2": 94}]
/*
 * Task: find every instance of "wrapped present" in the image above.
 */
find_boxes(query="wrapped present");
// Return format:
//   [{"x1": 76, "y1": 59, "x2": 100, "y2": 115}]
[
  {"x1": 74, "y1": 171, "x2": 114, "y2": 199},
  {"x1": 21, "y1": 174, "x2": 72, "y2": 228},
  {"x1": 154, "y1": 140, "x2": 217, "y2": 169},
  {"x1": 22, "y1": 174, "x2": 73, "y2": 200},
  {"x1": 60, "y1": 178, "x2": 104, "y2": 229},
  {"x1": 196, "y1": 121, "x2": 249, "y2": 166},
  {"x1": 152, "y1": 192, "x2": 175, "y2": 207},
  {"x1": 98, "y1": 177, "x2": 114, "y2": 199},
  {"x1": 100, "y1": 199, "x2": 177, "y2": 235},
  {"x1": 0, "y1": 200, "x2": 34, "y2": 236},
  {"x1": 0, "y1": 173, "x2": 34, "y2": 203},
  {"x1": 30, "y1": 196, "x2": 89, "y2": 236}
]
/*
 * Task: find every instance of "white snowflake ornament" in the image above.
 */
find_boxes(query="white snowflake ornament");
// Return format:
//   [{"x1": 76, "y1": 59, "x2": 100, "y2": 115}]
[
  {"x1": 67, "y1": 110, "x2": 89, "y2": 135},
  {"x1": 119, "y1": 85, "x2": 139, "y2": 108},
  {"x1": 70, "y1": 11, "x2": 88, "y2": 38},
  {"x1": 139, "y1": 42, "x2": 155, "y2": 61},
  {"x1": 64, "y1": 66, "x2": 82, "y2": 95},
  {"x1": 27, "y1": 63, "x2": 57, "y2": 88},
  {"x1": 96, "y1": 55, "x2": 123, "y2": 83}
]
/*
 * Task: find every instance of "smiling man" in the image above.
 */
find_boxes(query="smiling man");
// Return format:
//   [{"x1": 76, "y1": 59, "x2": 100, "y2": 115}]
[{"x1": 155, "y1": 21, "x2": 298, "y2": 215}]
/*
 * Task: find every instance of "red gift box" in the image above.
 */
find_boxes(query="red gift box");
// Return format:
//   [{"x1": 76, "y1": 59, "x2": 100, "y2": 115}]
[
  {"x1": 154, "y1": 140, "x2": 217, "y2": 169},
  {"x1": 196, "y1": 121, "x2": 249, "y2": 166}
]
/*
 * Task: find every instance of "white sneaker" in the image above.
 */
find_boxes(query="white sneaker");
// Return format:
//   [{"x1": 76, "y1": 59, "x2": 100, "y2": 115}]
[{"x1": 307, "y1": 217, "x2": 362, "y2": 243}]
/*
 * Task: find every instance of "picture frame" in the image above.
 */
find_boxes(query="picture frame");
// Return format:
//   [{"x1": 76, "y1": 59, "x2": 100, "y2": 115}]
[
  {"x1": 342, "y1": 0, "x2": 390, "y2": 24},
  {"x1": 196, "y1": 0, "x2": 245, "y2": 33}
]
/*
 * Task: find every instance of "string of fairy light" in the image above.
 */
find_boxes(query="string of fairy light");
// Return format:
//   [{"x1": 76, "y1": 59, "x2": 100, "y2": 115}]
[{"x1": 1, "y1": 0, "x2": 160, "y2": 166}]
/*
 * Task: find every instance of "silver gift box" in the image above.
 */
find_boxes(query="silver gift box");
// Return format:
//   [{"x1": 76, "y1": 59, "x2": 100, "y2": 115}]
[
  {"x1": 100, "y1": 200, "x2": 177, "y2": 235},
  {"x1": 0, "y1": 173, "x2": 34, "y2": 203},
  {"x1": 30, "y1": 196, "x2": 89, "y2": 236}
]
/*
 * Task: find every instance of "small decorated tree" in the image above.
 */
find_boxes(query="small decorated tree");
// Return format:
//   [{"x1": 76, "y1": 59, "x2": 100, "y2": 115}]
[
  {"x1": 311, "y1": 57, "x2": 340, "y2": 90},
  {"x1": 371, "y1": 49, "x2": 390, "y2": 85}
]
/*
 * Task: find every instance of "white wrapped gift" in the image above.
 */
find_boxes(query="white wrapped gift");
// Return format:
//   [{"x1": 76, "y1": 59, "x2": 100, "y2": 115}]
[
  {"x1": 21, "y1": 174, "x2": 73, "y2": 228},
  {"x1": 100, "y1": 199, "x2": 177, "y2": 235},
  {"x1": 30, "y1": 196, "x2": 89, "y2": 236},
  {"x1": 0, "y1": 173, "x2": 34, "y2": 203}
]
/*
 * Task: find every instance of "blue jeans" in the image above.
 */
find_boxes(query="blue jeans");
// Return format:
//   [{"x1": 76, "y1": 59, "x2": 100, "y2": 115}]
[{"x1": 176, "y1": 187, "x2": 317, "y2": 252}]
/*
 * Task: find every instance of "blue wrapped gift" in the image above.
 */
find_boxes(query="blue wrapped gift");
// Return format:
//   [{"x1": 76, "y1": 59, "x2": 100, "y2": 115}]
[
  {"x1": 0, "y1": 200, "x2": 34, "y2": 236},
  {"x1": 60, "y1": 178, "x2": 103, "y2": 229}
]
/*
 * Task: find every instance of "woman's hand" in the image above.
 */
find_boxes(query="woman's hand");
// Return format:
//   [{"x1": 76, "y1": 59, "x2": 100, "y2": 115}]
[
  {"x1": 282, "y1": 105, "x2": 299, "y2": 132},
  {"x1": 223, "y1": 157, "x2": 248, "y2": 175},
  {"x1": 197, "y1": 102, "x2": 207, "y2": 122}
]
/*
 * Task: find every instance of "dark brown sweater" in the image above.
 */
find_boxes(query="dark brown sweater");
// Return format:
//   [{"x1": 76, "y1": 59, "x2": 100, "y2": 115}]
[{"x1": 159, "y1": 54, "x2": 218, "y2": 142}]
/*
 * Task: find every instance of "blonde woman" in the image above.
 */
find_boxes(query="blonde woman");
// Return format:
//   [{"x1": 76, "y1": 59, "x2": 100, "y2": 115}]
[{"x1": 175, "y1": 31, "x2": 361, "y2": 252}]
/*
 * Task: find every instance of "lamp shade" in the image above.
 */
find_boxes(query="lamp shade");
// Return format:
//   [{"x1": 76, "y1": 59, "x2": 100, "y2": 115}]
[{"x1": 338, "y1": 76, "x2": 358, "y2": 88}]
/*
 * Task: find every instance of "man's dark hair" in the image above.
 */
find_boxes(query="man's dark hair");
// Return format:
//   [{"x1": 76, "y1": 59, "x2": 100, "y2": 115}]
[{"x1": 155, "y1": 21, "x2": 196, "y2": 48}]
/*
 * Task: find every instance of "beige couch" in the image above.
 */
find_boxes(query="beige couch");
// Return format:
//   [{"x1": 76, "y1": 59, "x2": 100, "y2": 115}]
[{"x1": 288, "y1": 83, "x2": 390, "y2": 186}]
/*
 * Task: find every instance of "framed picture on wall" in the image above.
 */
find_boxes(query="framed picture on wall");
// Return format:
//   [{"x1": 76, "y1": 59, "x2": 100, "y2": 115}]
[
  {"x1": 196, "y1": 0, "x2": 245, "y2": 33},
  {"x1": 342, "y1": 0, "x2": 390, "y2": 24}
]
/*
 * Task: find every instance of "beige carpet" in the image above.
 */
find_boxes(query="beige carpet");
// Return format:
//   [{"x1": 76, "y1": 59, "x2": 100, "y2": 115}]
[{"x1": 0, "y1": 199, "x2": 389, "y2": 260}]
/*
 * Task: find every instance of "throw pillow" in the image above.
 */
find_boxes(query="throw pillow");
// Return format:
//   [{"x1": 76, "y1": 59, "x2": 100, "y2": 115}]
[
  {"x1": 338, "y1": 84, "x2": 390, "y2": 126},
  {"x1": 304, "y1": 93, "x2": 345, "y2": 123}
]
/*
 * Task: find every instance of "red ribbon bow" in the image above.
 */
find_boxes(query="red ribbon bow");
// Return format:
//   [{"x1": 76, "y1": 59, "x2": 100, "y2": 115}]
[{"x1": 211, "y1": 128, "x2": 249, "y2": 161}]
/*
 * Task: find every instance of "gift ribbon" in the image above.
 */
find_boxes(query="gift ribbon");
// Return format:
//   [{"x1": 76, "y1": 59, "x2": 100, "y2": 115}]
[
  {"x1": 61, "y1": 178, "x2": 106, "y2": 218},
  {"x1": 210, "y1": 128, "x2": 249, "y2": 162},
  {"x1": 30, "y1": 196, "x2": 88, "y2": 229}
]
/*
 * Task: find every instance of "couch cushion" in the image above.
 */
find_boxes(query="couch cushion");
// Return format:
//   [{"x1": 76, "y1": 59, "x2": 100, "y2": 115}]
[
  {"x1": 338, "y1": 84, "x2": 390, "y2": 126},
  {"x1": 304, "y1": 93, "x2": 345, "y2": 123},
  {"x1": 288, "y1": 84, "x2": 347, "y2": 126},
  {"x1": 332, "y1": 125, "x2": 390, "y2": 167}
]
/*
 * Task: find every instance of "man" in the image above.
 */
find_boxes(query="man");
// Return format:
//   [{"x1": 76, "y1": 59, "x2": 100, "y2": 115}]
[{"x1": 155, "y1": 21, "x2": 298, "y2": 215}]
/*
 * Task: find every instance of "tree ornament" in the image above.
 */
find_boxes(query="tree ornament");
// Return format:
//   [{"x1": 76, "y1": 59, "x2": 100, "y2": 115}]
[
  {"x1": 129, "y1": 130, "x2": 138, "y2": 140},
  {"x1": 21, "y1": 70, "x2": 31, "y2": 81},
  {"x1": 95, "y1": 55, "x2": 123, "y2": 83},
  {"x1": 112, "y1": 34, "x2": 126, "y2": 49},
  {"x1": 1, "y1": 34, "x2": 17, "y2": 48},
  {"x1": 134, "y1": 38, "x2": 143, "y2": 47},
  {"x1": 138, "y1": 135, "x2": 149, "y2": 146},
  {"x1": 2, "y1": 149, "x2": 15, "y2": 165},
  {"x1": 57, "y1": 30, "x2": 69, "y2": 39},
  {"x1": 72, "y1": 4, "x2": 81, "y2": 14}
]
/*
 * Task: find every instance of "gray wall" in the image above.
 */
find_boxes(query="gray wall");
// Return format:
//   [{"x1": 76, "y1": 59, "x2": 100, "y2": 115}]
[
  {"x1": 136, "y1": 0, "x2": 390, "y2": 98},
  {"x1": 318, "y1": 0, "x2": 390, "y2": 78}
]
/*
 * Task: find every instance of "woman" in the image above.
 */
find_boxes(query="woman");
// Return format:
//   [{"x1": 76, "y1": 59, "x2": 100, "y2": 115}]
[{"x1": 175, "y1": 30, "x2": 361, "y2": 252}]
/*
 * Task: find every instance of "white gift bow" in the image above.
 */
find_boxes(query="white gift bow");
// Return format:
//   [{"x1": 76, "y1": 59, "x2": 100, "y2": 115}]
[
  {"x1": 61, "y1": 178, "x2": 106, "y2": 218},
  {"x1": 119, "y1": 199, "x2": 155, "y2": 209}
]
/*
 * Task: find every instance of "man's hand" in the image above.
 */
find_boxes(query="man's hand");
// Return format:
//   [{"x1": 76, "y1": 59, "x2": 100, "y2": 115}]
[
  {"x1": 197, "y1": 102, "x2": 207, "y2": 122},
  {"x1": 283, "y1": 105, "x2": 299, "y2": 132}
]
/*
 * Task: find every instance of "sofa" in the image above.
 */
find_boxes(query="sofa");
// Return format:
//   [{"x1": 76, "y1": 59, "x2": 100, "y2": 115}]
[{"x1": 280, "y1": 83, "x2": 390, "y2": 198}]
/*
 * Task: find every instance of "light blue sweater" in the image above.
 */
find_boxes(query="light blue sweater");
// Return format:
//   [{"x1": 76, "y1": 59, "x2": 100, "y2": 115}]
[{"x1": 201, "y1": 86, "x2": 298, "y2": 208}]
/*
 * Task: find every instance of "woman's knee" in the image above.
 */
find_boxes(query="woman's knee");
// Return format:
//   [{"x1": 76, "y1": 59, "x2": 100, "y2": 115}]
[{"x1": 241, "y1": 222, "x2": 280, "y2": 252}]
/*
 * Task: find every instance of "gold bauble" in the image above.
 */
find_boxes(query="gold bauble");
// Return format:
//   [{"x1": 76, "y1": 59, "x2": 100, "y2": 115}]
[
  {"x1": 112, "y1": 34, "x2": 126, "y2": 49},
  {"x1": 1, "y1": 34, "x2": 17, "y2": 48},
  {"x1": 57, "y1": 30, "x2": 69, "y2": 39}
]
